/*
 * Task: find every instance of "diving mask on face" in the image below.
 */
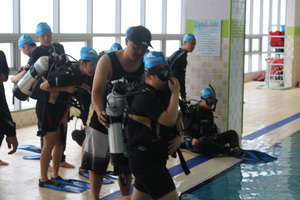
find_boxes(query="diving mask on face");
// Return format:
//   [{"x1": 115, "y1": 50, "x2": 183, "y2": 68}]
[{"x1": 146, "y1": 65, "x2": 173, "y2": 82}]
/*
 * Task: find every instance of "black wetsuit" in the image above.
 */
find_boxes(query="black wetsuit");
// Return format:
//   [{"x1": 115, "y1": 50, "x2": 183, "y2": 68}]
[
  {"x1": 167, "y1": 48, "x2": 188, "y2": 99},
  {"x1": 183, "y1": 104, "x2": 240, "y2": 154},
  {"x1": 125, "y1": 83, "x2": 176, "y2": 199},
  {"x1": 0, "y1": 50, "x2": 16, "y2": 145}
]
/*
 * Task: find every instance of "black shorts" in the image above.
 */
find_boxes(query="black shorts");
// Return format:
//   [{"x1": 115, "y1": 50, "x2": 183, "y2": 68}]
[
  {"x1": 129, "y1": 149, "x2": 175, "y2": 199},
  {"x1": 35, "y1": 101, "x2": 67, "y2": 136}
]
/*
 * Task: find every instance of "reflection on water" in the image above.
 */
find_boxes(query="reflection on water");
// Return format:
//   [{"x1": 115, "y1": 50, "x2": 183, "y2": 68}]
[{"x1": 181, "y1": 132, "x2": 300, "y2": 200}]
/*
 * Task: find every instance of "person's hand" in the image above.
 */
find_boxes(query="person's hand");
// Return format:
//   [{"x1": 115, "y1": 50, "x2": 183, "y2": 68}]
[
  {"x1": 168, "y1": 77, "x2": 180, "y2": 94},
  {"x1": 168, "y1": 135, "x2": 182, "y2": 155},
  {"x1": 97, "y1": 110, "x2": 109, "y2": 128},
  {"x1": 6, "y1": 136, "x2": 18, "y2": 154},
  {"x1": 19, "y1": 66, "x2": 26, "y2": 71},
  {"x1": 191, "y1": 138, "x2": 199, "y2": 146},
  {"x1": 66, "y1": 85, "x2": 78, "y2": 93}
]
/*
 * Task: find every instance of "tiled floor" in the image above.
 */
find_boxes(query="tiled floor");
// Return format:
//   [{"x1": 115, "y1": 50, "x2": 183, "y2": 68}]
[{"x1": 0, "y1": 81, "x2": 300, "y2": 200}]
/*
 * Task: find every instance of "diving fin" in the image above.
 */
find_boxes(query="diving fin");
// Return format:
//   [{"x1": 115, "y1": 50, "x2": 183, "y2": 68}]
[
  {"x1": 23, "y1": 155, "x2": 41, "y2": 160},
  {"x1": 39, "y1": 179, "x2": 86, "y2": 193},
  {"x1": 18, "y1": 144, "x2": 41, "y2": 153},
  {"x1": 51, "y1": 176, "x2": 91, "y2": 189},
  {"x1": 103, "y1": 178, "x2": 115, "y2": 184},
  {"x1": 234, "y1": 149, "x2": 277, "y2": 163},
  {"x1": 104, "y1": 170, "x2": 118, "y2": 180}
]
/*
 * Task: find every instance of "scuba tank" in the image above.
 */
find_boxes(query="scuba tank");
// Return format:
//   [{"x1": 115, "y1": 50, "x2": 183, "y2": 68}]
[
  {"x1": 13, "y1": 56, "x2": 49, "y2": 101},
  {"x1": 106, "y1": 78, "x2": 129, "y2": 166}
]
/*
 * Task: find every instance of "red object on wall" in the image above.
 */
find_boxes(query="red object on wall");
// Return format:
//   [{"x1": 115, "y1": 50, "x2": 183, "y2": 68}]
[{"x1": 270, "y1": 31, "x2": 285, "y2": 47}]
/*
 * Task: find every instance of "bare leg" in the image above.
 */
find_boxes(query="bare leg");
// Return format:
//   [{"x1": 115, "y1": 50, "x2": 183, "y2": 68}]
[
  {"x1": 0, "y1": 159, "x2": 9, "y2": 165},
  {"x1": 51, "y1": 129, "x2": 63, "y2": 178},
  {"x1": 60, "y1": 161, "x2": 75, "y2": 168},
  {"x1": 90, "y1": 171, "x2": 104, "y2": 200},
  {"x1": 119, "y1": 174, "x2": 132, "y2": 196},
  {"x1": 40, "y1": 132, "x2": 56, "y2": 182}
]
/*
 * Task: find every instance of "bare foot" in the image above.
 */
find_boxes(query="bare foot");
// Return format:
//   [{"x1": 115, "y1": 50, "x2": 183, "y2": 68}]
[
  {"x1": 60, "y1": 161, "x2": 75, "y2": 168},
  {"x1": 48, "y1": 165, "x2": 53, "y2": 172},
  {"x1": 0, "y1": 159, "x2": 9, "y2": 165}
]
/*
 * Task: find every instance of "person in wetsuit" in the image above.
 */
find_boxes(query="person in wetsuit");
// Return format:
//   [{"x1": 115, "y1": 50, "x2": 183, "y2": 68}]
[
  {"x1": 182, "y1": 88, "x2": 242, "y2": 156},
  {"x1": 123, "y1": 51, "x2": 182, "y2": 200}
]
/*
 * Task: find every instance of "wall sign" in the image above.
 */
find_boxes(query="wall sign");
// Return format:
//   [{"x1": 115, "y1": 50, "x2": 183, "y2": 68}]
[{"x1": 193, "y1": 20, "x2": 221, "y2": 56}]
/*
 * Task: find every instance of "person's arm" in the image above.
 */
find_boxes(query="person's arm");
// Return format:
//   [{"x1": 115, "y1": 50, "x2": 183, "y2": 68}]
[
  {"x1": 11, "y1": 70, "x2": 26, "y2": 83},
  {"x1": 40, "y1": 80, "x2": 78, "y2": 94},
  {"x1": 157, "y1": 76, "x2": 180, "y2": 127},
  {"x1": 91, "y1": 54, "x2": 112, "y2": 127}
]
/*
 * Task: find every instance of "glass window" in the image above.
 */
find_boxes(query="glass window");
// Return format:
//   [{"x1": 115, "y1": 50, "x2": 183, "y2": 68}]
[
  {"x1": 252, "y1": 54, "x2": 259, "y2": 72},
  {"x1": 244, "y1": 55, "x2": 249, "y2": 73},
  {"x1": 252, "y1": 38, "x2": 260, "y2": 52},
  {"x1": 146, "y1": 0, "x2": 162, "y2": 34},
  {"x1": 262, "y1": 36, "x2": 268, "y2": 52},
  {"x1": 93, "y1": 0, "x2": 116, "y2": 33},
  {"x1": 280, "y1": 0, "x2": 286, "y2": 25},
  {"x1": 0, "y1": 43, "x2": 12, "y2": 68},
  {"x1": 262, "y1": 53, "x2": 267, "y2": 71},
  {"x1": 60, "y1": 42, "x2": 86, "y2": 61},
  {"x1": 93, "y1": 37, "x2": 116, "y2": 53},
  {"x1": 263, "y1": 0, "x2": 270, "y2": 34},
  {"x1": 245, "y1": 39, "x2": 249, "y2": 52},
  {"x1": 272, "y1": 0, "x2": 279, "y2": 25},
  {"x1": 252, "y1": 0, "x2": 260, "y2": 34},
  {"x1": 0, "y1": 0, "x2": 13, "y2": 33},
  {"x1": 60, "y1": 0, "x2": 87, "y2": 33},
  {"x1": 167, "y1": 0, "x2": 181, "y2": 34},
  {"x1": 151, "y1": 40, "x2": 162, "y2": 52},
  {"x1": 5, "y1": 75, "x2": 15, "y2": 110},
  {"x1": 121, "y1": 0, "x2": 140, "y2": 33},
  {"x1": 245, "y1": 0, "x2": 250, "y2": 34},
  {"x1": 166, "y1": 40, "x2": 180, "y2": 57},
  {"x1": 20, "y1": 0, "x2": 53, "y2": 33},
  {"x1": 22, "y1": 98, "x2": 37, "y2": 110}
]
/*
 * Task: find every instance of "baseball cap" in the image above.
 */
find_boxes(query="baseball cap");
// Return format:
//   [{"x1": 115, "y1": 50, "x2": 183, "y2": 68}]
[
  {"x1": 36, "y1": 22, "x2": 52, "y2": 36},
  {"x1": 80, "y1": 47, "x2": 99, "y2": 62},
  {"x1": 107, "y1": 43, "x2": 123, "y2": 53},
  {"x1": 143, "y1": 51, "x2": 167, "y2": 69},
  {"x1": 126, "y1": 26, "x2": 152, "y2": 47},
  {"x1": 18, "y1": 34, "x2": 35, "y2": 48},
  {"x1": 183, "y1": 33, "x2": 196, "y2": 43}
]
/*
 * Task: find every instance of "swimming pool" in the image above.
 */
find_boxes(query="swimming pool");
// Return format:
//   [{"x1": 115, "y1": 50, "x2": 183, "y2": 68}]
[{"x1": 180, "y1": 132, "x2": 300, "y2": 200}]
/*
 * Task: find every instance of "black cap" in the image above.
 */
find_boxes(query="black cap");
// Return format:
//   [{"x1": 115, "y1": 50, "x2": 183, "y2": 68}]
[{"x1": 126, "y1": 26, "x2": 152, "y2": 47}]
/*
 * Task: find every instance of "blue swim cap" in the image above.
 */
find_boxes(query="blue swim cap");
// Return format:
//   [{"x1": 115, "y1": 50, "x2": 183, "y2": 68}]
[
  {"x1": 107, "y1": 43, "x2": 123, "y2": 53},
  {"x1": 18, "y1": 34, "x2": 35, "y2": 48},
  {"x1": 80, "y1": 47, "x2": 99, "y2": 62},
  {"x1": 200, "y1": 88, "x2": 215, "y2": 99},
  {"x1": 36, "y1": 22, "x2": 52, "y2": 36},
  {"x1": 183, "y1": 33, "x2": 196, "y2": 43},
  {"x1": 143, "y1": 51, "x2": 167, "y2": 69}
]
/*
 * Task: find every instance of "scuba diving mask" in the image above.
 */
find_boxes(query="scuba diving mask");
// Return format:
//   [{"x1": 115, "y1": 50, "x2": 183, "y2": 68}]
[{"x1": 146, "y1": 65, "x2": 173, "y2": 82}]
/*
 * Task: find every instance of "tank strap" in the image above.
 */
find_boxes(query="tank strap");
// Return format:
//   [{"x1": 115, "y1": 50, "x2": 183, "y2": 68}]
[{"x1": 127, "y1": 114, "x2": 161, "y2": 141}]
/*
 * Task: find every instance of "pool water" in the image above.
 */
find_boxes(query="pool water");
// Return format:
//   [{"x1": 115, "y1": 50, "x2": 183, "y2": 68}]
[{"x1": 181, "y1": 132, "x2": 300, "y2": 200}]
